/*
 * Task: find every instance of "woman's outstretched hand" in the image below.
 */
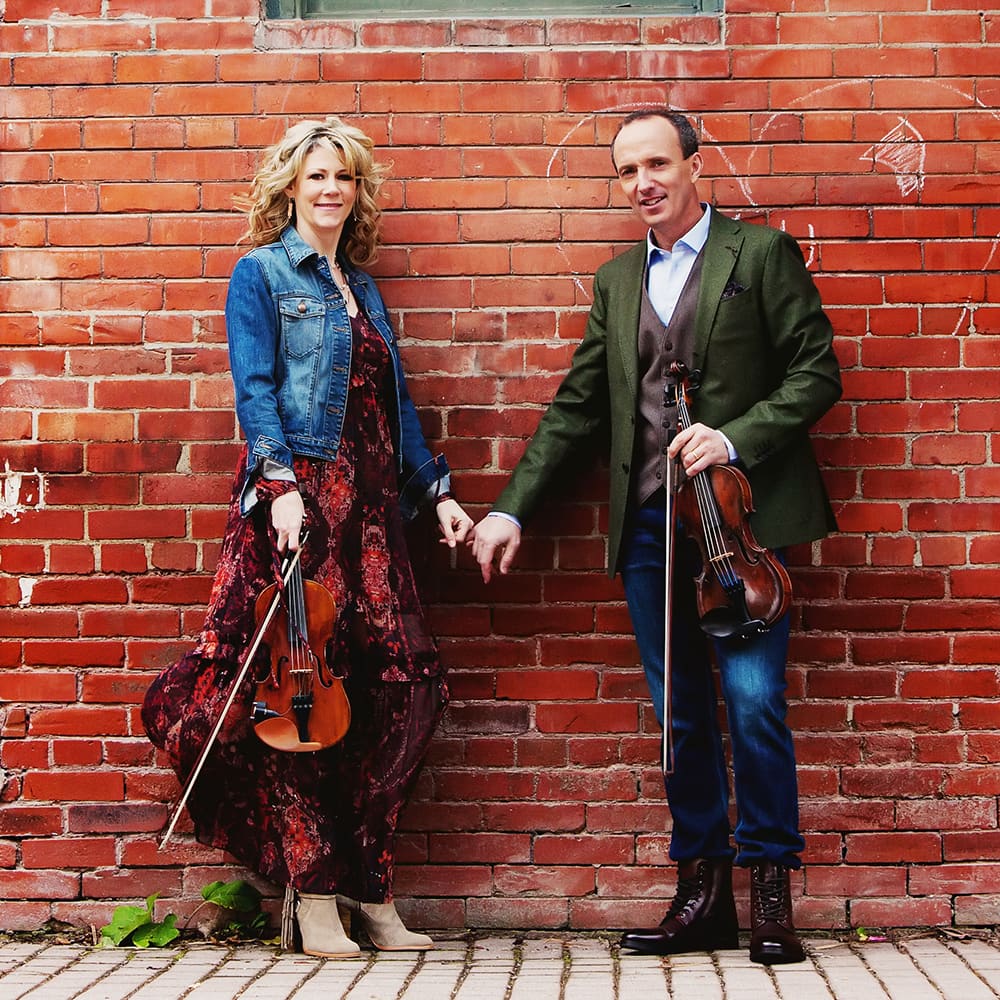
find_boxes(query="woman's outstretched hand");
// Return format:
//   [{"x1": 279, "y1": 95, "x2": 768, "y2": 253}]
[{"x1": 436, "y1": 498, "x2": 474, "y2": 549}]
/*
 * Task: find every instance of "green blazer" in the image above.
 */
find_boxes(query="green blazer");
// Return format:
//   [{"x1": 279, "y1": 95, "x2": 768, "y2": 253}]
[{"x1": 493, "y1": 210, "x2": 843, "y2": 577}]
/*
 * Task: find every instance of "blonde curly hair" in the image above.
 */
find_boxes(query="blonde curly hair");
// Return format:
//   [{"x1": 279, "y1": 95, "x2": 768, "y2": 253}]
[{"x1": 237, "y1": 117, "x2": 387, "y2": 266}]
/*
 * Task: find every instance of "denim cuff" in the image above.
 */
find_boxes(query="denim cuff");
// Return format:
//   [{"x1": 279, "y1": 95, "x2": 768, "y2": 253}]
[{"x1": 399, "y1": 453, "x2": 451, "y2": 522}]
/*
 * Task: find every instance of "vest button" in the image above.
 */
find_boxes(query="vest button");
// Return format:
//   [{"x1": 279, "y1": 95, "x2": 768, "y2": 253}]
[{"x1": 297, "y1": 300, "x2": 307, "y2": 314}]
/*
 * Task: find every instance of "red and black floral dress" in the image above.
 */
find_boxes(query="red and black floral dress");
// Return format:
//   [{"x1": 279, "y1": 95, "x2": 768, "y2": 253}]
[{"x1": 142, "y1": 311, "x2": 446, "y2": 901}]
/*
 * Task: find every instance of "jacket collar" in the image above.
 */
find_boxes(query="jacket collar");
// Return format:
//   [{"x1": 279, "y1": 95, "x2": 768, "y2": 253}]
[{"x1": 280, "y1": 225, "x2": 321, "y2": 269}]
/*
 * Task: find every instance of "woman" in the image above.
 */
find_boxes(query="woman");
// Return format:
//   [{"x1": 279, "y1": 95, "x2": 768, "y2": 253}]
[{"x1": 142, "y1": 118, "x2": 473, "y2": 958}]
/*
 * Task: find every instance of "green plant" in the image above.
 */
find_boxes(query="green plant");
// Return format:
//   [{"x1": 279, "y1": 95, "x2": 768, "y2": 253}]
[
  {"x1": 99, "y1": 894, "x2": 180, "y2": 948},
  {"x1": 195, "y1": 879, "x2": 267, "y2": 939}
]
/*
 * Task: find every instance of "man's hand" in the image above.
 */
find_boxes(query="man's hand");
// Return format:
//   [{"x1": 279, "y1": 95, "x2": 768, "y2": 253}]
[
  {"x1": 469, "y1": 515, "x2": 522, "y2": 584},
  {"x1": 436, "y1": 498, "x2": 474, "y2": 549},
  {"x1": 271, "y1": 489, "x2": 305, "y2": 553},
  {"x1": 668, "y1": 423, "x2": 730, "y2": 478}
]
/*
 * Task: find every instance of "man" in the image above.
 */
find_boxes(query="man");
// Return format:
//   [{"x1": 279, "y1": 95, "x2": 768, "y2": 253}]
[{"x1": 470, "y1": 110, "x2": 841, "y2": 965}]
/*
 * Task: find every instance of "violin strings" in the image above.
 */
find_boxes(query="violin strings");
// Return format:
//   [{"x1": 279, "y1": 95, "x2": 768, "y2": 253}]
[
  {"x1": 678, "y1": 393, "x2": 740, "y2": 592},
  {"x1": 287, "y1": 561, "x2": 310, "y2": 697}
]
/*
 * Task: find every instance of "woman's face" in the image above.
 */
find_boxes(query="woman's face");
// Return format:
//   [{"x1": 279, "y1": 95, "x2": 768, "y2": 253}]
[{"x1": 285, "y1": 141, "x2": 359, "y2": 253}]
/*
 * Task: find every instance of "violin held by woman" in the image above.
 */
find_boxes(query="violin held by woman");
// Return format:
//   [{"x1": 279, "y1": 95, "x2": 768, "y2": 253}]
[{"x1": 141, "y1": 117, "x2": 473, "y2": 959}]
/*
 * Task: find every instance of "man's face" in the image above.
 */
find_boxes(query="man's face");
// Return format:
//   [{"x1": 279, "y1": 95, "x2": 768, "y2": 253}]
[{"x1": 612, "y1": 116, "x2": 704, "y2": 248}]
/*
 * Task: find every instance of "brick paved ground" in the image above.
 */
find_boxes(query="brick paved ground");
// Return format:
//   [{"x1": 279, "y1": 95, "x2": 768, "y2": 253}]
[{"x1": 2, "y1": 933, "x2": 999, "y2": 999}]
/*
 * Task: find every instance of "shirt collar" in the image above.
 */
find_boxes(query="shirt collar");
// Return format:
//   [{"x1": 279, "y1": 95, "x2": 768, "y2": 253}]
[{"x1": 645, "y1": 203, "x2": 712, "y2": 265}]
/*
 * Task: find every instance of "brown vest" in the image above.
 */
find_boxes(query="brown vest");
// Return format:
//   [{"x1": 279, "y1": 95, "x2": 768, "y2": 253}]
[{"x1": 634, "y1": 252, "x2": 705, "y2": 505}]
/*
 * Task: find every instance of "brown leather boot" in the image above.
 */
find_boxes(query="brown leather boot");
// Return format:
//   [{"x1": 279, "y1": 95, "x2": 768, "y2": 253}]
[
  {"x1": 749, "y1": 862, "x2": 806, "y2": 965},
  {"x1": 619, "y1": 857, "x2": 739, "y2": 955}
]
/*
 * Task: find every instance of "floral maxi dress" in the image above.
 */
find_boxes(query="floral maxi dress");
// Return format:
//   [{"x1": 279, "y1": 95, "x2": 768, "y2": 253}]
[{"x1": 142, "y1": 312, "x2": 447, "y2": 901}]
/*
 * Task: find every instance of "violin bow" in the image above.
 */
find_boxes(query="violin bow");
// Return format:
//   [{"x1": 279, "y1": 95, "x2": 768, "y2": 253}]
[
  {"x1": 662, "y1": 440, "x2": 676, "y2": 777},
  {"x1": 159, "y1": 539, "x2": 307, "y2": 849}
]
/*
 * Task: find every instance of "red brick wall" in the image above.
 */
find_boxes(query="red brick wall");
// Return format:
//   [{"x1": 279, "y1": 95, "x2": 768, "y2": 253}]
[{"x1": 2, "y1": 0, "x2": 999, "y2": 933}]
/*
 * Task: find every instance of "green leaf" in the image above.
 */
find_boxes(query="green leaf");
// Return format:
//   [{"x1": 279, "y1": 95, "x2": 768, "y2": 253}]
[
  {"x1": 98, "y1": 894, "x2": 181, "y2": 949},
  {"x1": 99, "y1": 900, "x2": 154, "y2": 946},
  {"x1": 147, "y1": 914, "x2": 181, "y2": 947},
  {"x1": 201, "y1": 879, "x2": 262, "y2": 913},
  {"x1": 129, "y1": 923, "x2": 155, "y2": 948}
]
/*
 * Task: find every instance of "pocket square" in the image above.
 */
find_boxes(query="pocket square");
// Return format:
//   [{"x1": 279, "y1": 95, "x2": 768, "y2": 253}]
[{"x1": 721, "y1": 279, "x2": 747, "y2": 300}]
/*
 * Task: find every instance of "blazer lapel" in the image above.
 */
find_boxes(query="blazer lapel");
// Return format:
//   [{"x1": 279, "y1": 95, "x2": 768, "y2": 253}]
[{"x1": 693, "y1": 212, "x2": 744, "y2": 367}]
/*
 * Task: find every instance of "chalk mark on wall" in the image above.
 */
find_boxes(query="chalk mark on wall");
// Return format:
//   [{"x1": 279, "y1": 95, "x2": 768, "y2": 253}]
[
  {"x1": 862, "y1": 117, "x2": 926, "y2": 198},
  {"x1": 19, "y1": 579, "x2": 37, "y2": 608},
  {"x1": 0, "y1": 461, "x2": 39, "y2": 523},
  {"x1": 777, "y1": 220, "x2": 817, "y2": 269}
]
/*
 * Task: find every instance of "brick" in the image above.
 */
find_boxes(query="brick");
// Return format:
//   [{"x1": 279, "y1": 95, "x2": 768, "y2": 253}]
[
  {"x1": 495, "y1": 866, "x2": 595, "y2": 897},
  {"x1": 896, "y1": 798, "x2": 998, "y2": 832},
  {"x1": 910, "y1": 863, "x2": 1000, "y2": 896},
  {"x1": 0, "y1": 807, "x2": 63, "y2": 837},
  {"x1": 780, "y1": 14, "x2": 879, "y2": 45},
  {"x1": 24, "y1": 770, "x2": 124, "y2": 802},
  {"x1": 852, "y1": 635, "x2": 952, "y2": 666},
  {"x1": 82, "y1": 867, "x2": 182, "y2": 900},
  {"x1": 534, "y1": 835, "x2": 635, "y2": 866},
  {"x1": 807, "y1": 865, "x2": 908, "y2": 897},
  {"x1": 52, "y1": 740, "x2": 103, "y2": 767},
  {"x1": 2, "y1": 869, "x2": 80, "y2": 900},
  {"x1": 943, "y1": 832, "x2": 1000, "y2": 862},
  {"x1": 465, "y1": 896, "x2": 568, "y2": 929},
  {"x1": 429, "y1": 833, "x2": 530, "y2": 865},
  {"x1": 852, "y1": 897, "x2": 953, "y2": 928},
  {"x1": 954, "y1": 895, "x2": 1000, "y2": 925},
  {"x1": 535, "y1": 704, "x2": 637, "y2": 735},
  {"x1": 903, "y1": 668, "x2": 998, "y2": 698},
  {"x1": 549, "y1": 17, "x2": 641, "y2": 45},
  {"x1": 395, "y1": 866, "x2": 493, "y2": 899},
  {"x1": 0, "y1": 672, "x2": 76, "y2": 702},
  {"x1": 67, "y1": 803, "x2": 166, "y2": 834},
  {"x1": 494, "y1": 669, "x2": 597, "y2": 701}
]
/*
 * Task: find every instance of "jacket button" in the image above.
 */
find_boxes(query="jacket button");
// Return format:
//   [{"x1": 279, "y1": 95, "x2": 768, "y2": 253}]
[{"x1": 297, "y1": 300, "x2": 307, "y2": 314}]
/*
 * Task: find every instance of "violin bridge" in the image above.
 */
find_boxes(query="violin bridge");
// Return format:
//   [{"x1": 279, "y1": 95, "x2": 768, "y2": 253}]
[{"x1": 708, "y1": 550, "x2": 734, "y2": 564}]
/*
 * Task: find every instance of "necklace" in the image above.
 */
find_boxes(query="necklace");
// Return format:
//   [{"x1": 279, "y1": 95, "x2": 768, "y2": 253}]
[{"x1": 328, "y1": 260, "x2": 357, "y2": 315}]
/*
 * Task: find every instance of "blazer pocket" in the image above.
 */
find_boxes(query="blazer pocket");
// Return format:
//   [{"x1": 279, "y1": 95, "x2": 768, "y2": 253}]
[{"x1": 720, "y1": 279, "x2": 748, "y2": 301}]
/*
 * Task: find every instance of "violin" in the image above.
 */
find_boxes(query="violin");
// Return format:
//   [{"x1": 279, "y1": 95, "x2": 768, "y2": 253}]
[
  {"x1": 250, "y1": 539, "x2": 350, "y2": 752},
  {"x1": 667, "y1": 362, "x2": 792, "y2": 640}
]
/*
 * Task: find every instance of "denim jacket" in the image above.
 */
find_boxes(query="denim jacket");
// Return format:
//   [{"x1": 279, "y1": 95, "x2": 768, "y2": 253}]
[{"x1": 225, "y1": 226, "x2": 450, "y2": 519}]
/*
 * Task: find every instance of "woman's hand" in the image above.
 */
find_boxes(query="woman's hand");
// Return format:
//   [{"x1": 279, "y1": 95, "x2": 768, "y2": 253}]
[
  {"x1": 436, "y1": 498, "x2": 474, "y2": 549},
  {"x1": 271, "y1": 489, "x2": 305, "y2": 553}
]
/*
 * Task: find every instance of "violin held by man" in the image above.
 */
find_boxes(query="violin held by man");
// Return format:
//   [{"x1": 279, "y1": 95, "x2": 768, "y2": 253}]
[{"x1": 470, "y1": 109, "x2": 841, "y2": 966}]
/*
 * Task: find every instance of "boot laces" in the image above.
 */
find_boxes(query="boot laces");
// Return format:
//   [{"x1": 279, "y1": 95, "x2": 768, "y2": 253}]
[
  {"x1": 753, "y1": 866, "x2": 789, "y2": 922},
  {"x1": 666, "y1": 869, "x2": 703, "y2": 919}
]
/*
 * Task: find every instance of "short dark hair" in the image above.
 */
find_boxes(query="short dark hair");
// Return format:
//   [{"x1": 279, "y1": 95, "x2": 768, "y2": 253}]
[{"x1": 611, "y1": 110, "x2": 699, "y2": 167}]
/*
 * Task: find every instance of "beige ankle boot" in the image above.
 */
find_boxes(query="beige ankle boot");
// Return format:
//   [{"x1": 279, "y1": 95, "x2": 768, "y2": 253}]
[
  {"x1": 338, "y1": 896, "x2": 433, "y2": 951},
  {"x1": 297, "y1": 892, "x2": 361, "y2": 958}
]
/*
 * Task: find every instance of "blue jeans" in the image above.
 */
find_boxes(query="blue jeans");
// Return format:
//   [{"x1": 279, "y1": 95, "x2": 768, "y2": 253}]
[{"x1": 620, "y1": 490, "x2": 804, "y2": 869}]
